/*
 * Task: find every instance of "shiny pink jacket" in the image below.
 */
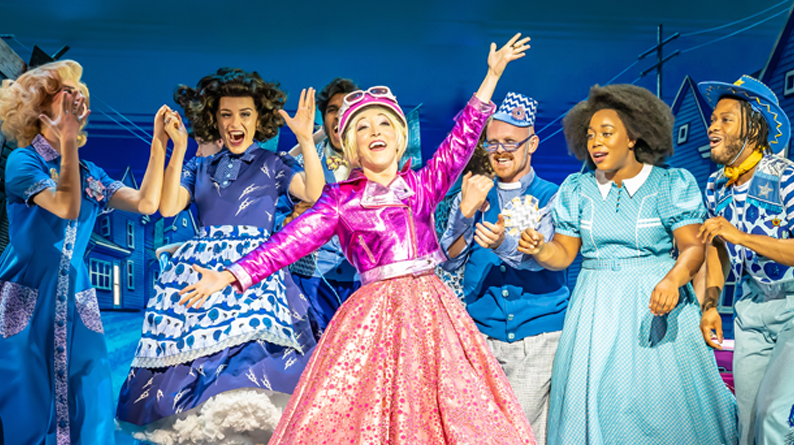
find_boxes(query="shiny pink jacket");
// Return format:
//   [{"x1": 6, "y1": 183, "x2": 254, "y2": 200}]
[{"x1": 229, "y1": 94, "x2": 495, "y2": 291}]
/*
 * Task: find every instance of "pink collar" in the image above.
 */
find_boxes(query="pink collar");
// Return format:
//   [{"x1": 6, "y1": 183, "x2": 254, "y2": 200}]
[{"x1": 32, "y1": 134, "x2": 59, "y2": 162}]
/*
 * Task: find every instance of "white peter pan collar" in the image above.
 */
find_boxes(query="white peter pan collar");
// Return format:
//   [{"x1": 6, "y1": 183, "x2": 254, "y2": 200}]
[{"x1": 595, "y1": 164, "x2": 653, "y2": 200}]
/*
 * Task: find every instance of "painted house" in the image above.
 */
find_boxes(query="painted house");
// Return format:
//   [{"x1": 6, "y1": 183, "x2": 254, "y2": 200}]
[
  {"x1": 667, "y1": 75, "x2": 715, "y2": 192},
  {"x1": 84, "y1": 166, "x2": 147, "y2": 310},
  {"x1": 761, "y1": 2, "x2": 794, "y2": 160}
]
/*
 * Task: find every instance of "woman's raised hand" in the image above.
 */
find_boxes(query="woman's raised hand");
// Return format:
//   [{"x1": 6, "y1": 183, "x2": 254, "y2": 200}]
[
  {"x1": 488, "y1": 33, "x2": 531, "y2": 78},
  {"x1": 39, "y1": 89, "x2": 90, "y2": 146},
  {"x1": 279, "y1": 88, "x2": 316, "y2": 145},
  {"x1": 164, "y1": 109, "x2": 188, "y2": 149},
  {"x1": 153, "y1": 105, "x2": 172, "y2": 144}
]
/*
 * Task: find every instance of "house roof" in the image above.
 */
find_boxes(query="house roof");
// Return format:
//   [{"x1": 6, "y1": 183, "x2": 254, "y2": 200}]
[
  {"x1": 671, "y1": 75, "x2": 711, "y2": 130},
  {"x1": 761, "y1": 3, "x2": 794, "y2": 82},
  {"x1": 120, "y1": 165, "x2": 140, "y2": 190},
  {"x1": 88, "y1": 232, "x2": 132, "y2": 255}
]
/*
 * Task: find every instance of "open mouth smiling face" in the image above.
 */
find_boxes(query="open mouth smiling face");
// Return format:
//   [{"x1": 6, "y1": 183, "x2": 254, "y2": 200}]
[
  {"x1": 217, "y1": 96, "x2": 259, "y2": 153},
  {"x1": 354, "y1": 108, "x2": 398, "y2": 171}
]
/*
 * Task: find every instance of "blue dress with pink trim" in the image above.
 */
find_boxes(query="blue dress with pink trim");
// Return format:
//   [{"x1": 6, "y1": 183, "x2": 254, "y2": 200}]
[{"x1": 0, "y1": 135, "x2": 124, "y2": 445}]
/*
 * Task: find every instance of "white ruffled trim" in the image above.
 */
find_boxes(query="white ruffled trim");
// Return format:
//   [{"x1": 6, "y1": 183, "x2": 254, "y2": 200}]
[
  {"x1": 131, "y1": 329, "x2": 302, "y2": 368},
  {"x1": 119, "y1": 387, "x2": 289, "y2": 445}
]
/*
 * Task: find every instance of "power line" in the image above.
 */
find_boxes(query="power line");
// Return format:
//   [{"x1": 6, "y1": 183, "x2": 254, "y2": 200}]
[
  {"x1": 93, "y1": 96, "x2": 153, "y2": 140},
  {"x1": 681, "y1": 7, "x2": 790, "y2": 54},
  {"x1": 682, "y1": 0, "x2": 791, "y2": 37},
  {"x1": 93, "y1": 107, "x2": 154, "y2": 147}
]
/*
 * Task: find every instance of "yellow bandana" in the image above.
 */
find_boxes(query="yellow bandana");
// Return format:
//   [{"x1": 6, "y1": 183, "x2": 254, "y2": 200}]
[{"x1": 725, "y1": 150, "x2": 763, "y2": 187}]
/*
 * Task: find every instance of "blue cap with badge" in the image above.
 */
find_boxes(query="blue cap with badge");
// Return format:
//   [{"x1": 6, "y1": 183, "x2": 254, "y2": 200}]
[{"x1": 492, "y1": 92, "x2": 538, "y2": 128}]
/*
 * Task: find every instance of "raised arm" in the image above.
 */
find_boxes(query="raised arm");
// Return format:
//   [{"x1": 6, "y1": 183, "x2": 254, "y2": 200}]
[
  {"x1": 422, "y1": 33, "x2": 529, "y2": 204},
  {"x1": 159, "y1": 109, "x2": 192, "y2": 217},
  {"x1": 108, "y1": 105, "x2": 174, "y2": 215},
  {"x1": 285, "y1": 88, "x2": 325, "y2": 203},
  {"x1": 178, "y1": 187, "x2": 341, "y2": 308},
  {"x1": 33, "y1": 89, "x2": 88, "y2": 219}
]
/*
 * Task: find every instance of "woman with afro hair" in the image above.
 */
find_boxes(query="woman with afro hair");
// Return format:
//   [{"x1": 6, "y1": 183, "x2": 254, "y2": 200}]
[
  {"x1": 116, "y1": 68, "x2": 324, "y2": 444},
  {"x1": 518, "y1": 84, "x2": 737, "y2": 444}
]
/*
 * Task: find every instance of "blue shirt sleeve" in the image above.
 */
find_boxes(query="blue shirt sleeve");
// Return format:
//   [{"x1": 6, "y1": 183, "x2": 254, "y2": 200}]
[
  {"x1": 780, "y1": 166, "x2": 794, "y2": 232},
  {"x1": 5, "y1": 148, "x2": 56, "y2": 207},
  {"x1": 552, "y1": 173, "x2": 583, "y2": 238},
  {"x1": 85, "y1": 161, "x2": 124, "y2": 212},
  {"x1": 439, "y1": 193, "x2": 475, "y2": 271},
  {"x1": 660, "y1": 168, "x2": 706, "y2": 232},
  {"x1": 274, "y1": 151, "x2": 302, "y2": 199},
  {"x1": 180, "y1": 156, "x2": 200, "y2": 202}
]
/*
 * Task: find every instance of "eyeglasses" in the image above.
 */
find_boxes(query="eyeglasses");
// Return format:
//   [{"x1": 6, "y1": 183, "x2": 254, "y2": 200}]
[
  {"x1": 482, "y1": 135, "x2": 534, "y2": 153},
  {"x1": 342, "y1": 86, "x2": 396, "y2": 109}
]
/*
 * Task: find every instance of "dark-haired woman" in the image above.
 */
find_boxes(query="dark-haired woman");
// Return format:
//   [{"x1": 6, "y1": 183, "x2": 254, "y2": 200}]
[
  {"x1": 116, "y1": 69, "x2": 324, "y2": 443},
  {"x1": 518, "y1": 84, "x2": 737, "y2": 444}
]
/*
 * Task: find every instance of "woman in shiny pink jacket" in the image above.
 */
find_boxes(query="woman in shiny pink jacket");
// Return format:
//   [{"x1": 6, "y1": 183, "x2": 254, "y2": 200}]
[{"x1": 180, "y1": 33, "x2": 535, "y2": 445}]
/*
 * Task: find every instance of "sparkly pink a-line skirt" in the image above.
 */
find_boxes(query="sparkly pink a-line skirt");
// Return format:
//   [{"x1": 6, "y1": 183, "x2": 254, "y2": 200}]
[{"x1": 269, "y1": 273, "x2": 536, "y2": 445}]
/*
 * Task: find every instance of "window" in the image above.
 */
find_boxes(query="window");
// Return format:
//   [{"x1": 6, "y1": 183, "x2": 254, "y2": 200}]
[
  {"x1": 677, "y1": 123, "x2": 689, "y2": 145},
  {"x1": 126, "y1": 260, "x2": 135, "y2": 290},
  {"x1": 126, "y1": 221, "x2": 135, "y2": 248},
  {"x1": 89, "y1": 259, "x2": 112, "y2": 290},
  {"x1": 785, "y1": 69, "x2": 794, "y2": 96},
  {"x1": 182, "y1": 218, "x2": 188, "y2": 228},
  {"x1": 99, "y1": 216, "x2": 111, "y2": 237},
  {"x1": 113, "y1": 263, "x2": 121, "y2": 307}
]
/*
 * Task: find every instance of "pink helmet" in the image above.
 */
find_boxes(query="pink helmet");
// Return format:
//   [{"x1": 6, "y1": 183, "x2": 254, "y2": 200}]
[{"x1": 336, "y1": 86, "x2": 406, "y2": 139}]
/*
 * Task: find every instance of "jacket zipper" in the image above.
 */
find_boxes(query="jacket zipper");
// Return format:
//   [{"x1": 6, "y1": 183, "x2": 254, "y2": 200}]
[
  {"x1": 358, "y1": 234, "x2": 376, "y2": 263},
  {"x1": 407, "y1": 207, "x2": 417, "y2": 259}
]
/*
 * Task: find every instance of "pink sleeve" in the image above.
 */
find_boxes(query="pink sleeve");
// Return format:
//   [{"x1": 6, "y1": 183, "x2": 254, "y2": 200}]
[
  {"x1": 227, "y1": 187, "x2": 341, "y2": 293},
  {"x1": 419, "y1": 94, "x2": 495, "y2": 205}
]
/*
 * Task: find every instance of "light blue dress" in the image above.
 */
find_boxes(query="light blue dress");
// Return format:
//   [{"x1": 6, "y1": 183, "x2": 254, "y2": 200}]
[
  {"x1": 0, "y1": 135, "x2": 123, "y2": 444},
  {"x1": 547, "y1": 165, "x2": 737, "y2": 445}
]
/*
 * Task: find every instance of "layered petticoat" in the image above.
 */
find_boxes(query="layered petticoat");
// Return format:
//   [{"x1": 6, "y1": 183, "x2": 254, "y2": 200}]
[
  {"x1": 270, "y1": 273, "x2": 535, "y2": 445},
  {"x1": 117, "y1": 225, "x2": 317, "y2": 443}
]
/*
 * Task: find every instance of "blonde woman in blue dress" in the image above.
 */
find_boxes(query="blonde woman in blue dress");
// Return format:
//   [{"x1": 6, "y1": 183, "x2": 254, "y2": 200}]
[{"x1": 518, "y1": 84, "x2": 737, "y2": 444}]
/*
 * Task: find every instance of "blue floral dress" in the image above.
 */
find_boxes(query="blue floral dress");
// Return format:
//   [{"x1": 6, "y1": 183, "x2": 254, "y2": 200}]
[
  {"x1": 547, "y1": 165, "x2": 737, "y2": 445},
  {"x1": 116, "y1": 143, "x2": 316, "y2": 440},
  {"x1": 0, "y1": 135, "x2": 124, "y2": 445}
]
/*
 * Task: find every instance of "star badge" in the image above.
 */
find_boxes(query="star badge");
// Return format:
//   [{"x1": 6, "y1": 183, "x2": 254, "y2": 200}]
[{"x1": 758, "y1": 182, "x2": 773, "y2": 199}]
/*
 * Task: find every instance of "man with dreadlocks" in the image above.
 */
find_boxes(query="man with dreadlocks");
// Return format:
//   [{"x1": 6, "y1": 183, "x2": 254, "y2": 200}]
[{"x1": 698, "y1": 75, "x2": 794, "y2": 445}]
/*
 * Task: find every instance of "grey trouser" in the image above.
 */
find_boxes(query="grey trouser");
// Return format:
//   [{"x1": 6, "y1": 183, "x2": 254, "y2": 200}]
[
  {"x1": 734, "y1": 296, "x2": 794, "y2": 445},
  {"x1": 483, "y1": 330, "x2": 561, "y2": 445}
]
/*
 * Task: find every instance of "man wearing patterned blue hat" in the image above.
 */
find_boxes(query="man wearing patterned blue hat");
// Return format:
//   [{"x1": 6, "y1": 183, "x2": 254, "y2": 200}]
[
  {"x1": 440, "y1": 92, "x2": 569, "y2": 444},
  {"x1": 698, "y1": 75, "x2": 794, "y2": 445}
]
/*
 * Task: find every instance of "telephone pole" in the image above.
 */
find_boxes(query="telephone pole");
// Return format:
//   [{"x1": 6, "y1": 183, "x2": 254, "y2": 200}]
[{"x1": 638, "y1": 25, "x2": 680, "y2": 98}]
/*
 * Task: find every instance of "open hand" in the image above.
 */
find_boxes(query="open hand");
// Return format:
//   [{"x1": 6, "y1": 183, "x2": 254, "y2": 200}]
[
  {"x1": 279, "y1": 88, "x2": 316, "y2": 144},
  {"x1": 649, "y1": 277, "x2": 680, "y2": 316},
  {"x1": 488, "y1": 33, "x2": 531, "y2": 78},
  {"x1": 518, "y1": 228, "x2": 545, "y2": 255},
  {"x1": 178, "y1": 265, "x2": 236, "y2": 309},
  {"x1": 39, "y1": 88, "x2": 90, "y2": 145},
  {"x1": 475, "y1": 214, "x2": 506, "y2": 250}
]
